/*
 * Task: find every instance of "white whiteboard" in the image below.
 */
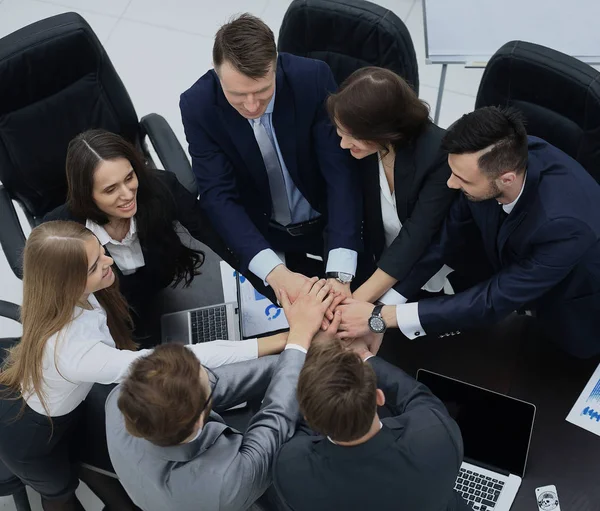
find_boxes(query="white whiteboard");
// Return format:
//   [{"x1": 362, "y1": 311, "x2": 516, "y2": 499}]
[{"x1": 424, "y1": 0, "x2": 600, "y2": 65}]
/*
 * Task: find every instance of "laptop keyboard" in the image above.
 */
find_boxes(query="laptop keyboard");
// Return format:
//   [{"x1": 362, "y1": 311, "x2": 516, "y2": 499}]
[
  {"x1": 190, "y1": 306, "x2": 229, "y2": 344},
  {"x1": 454, "y1": 468, "x2": 504, "y2": 510}
]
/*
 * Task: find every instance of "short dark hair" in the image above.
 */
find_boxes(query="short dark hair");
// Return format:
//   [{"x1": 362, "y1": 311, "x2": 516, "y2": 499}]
[
  {"x1": 213, "y1": 13, "x2": 276, "y2": 79},
  {"x1": 327, "y1": 67, "x2": 430, "y2": 151},
  {"x1": 297, "y1": 340, "x2": 377, "y2": 442},
  {"x1": 117, "y1": 343, "x2": 208, "y2": 447},
  {"x1": 442, "y1": 106, "x2": 528, "y2": 176}
]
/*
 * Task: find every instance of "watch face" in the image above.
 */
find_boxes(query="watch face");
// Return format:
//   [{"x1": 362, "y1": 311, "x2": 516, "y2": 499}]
[
  {"x1": 337, "y1": 272, "x2": 353, "y2": 284},
  {"x1": 369, "y1": 316, "x2": 386, "y2": 333}
]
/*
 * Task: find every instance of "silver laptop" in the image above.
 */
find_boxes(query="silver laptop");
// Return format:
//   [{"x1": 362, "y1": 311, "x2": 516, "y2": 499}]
[
  {"x1": 161, "y1": 275, "x2": 244, "y2": 345},
  {"x1": 416, "y1": 369, "x2": 536, "y2": 511}
]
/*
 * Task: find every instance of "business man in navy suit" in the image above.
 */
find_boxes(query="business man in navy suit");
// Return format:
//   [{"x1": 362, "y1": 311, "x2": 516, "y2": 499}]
[
  {"x1": 180, "y1": 14, "x2": 361, "y2": 304},
  {"x1": 339, "y1": 107, "x2": 600, "y2": 358}
]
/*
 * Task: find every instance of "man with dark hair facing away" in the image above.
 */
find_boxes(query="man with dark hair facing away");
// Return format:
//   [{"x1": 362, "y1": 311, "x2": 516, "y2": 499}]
[
  {"x1": 339, "y1": 106, "x2": 600, "y2": 358},
  {"x1": 180, "y1": 13, "x2": 362, "y2": 306},
  {"x1": 273, "y1": 339, "x2": 469, "y2": 511},
  {"x1": 105, "y1": 278, "x2": 341, "y2": 511}
]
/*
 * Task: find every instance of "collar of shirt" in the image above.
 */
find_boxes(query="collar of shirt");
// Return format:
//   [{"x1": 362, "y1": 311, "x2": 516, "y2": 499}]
[
  {"x1": 378, "y1": 154, "x2": 395, "y2": 206},
  {"x1": 85, "y1": 217, "x2": 138, "y2": 246},
  {"x1": 327, "y1": 421, "x2": 383, "y2": 445},
  {"x1": 501, "y1": 172, "x2": 527, "y2": 215},
  {"x1": 248, "y1": 87, "x2": 276, "y2": 126}
]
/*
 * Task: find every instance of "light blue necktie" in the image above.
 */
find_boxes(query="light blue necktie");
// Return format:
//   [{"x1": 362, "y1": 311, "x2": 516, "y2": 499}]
[{"x1": 252, "y1": 118, "x2": 292, "y2": 226}]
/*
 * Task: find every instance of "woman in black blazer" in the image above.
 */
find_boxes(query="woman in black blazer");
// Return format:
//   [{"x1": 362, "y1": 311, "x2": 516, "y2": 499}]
[
  {"x1": 44, "y1": 129, "x2": 241, "y2": 347},
  {"x1": 327, "y1": 67, "x2": 457, "y2": 304}
]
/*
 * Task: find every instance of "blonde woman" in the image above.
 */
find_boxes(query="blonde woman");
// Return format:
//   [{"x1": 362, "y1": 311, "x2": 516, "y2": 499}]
[{"x1": 0, "y1": 221, "x2": 286, "y2": 511}]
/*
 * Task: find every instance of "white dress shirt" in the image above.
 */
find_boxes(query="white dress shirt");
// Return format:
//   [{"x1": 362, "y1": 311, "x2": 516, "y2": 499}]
[
  {"x1": 376, "y1": 157, "x2": 453, "y2": 305},
  {"x1": 24, "y1": 294, "x2": 259, "y2": 417},
  {"x1": 247, "y1": 91, "x2": 358, "y2": 285},
  {"x1": 86, "y1": 218, "x2": 145, "y2": 275},
  {"x1": 395, "y1": 174, "x2": 528, "y2": 339}
]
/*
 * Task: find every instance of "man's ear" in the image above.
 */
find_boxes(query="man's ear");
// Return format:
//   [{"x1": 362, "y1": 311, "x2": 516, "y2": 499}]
[
  {"x1": 376, "y1": 388, "x2": 385, "y2": 407},
  {"x1": 499, "y1": 171, "x2": 517, "y2": 186}
]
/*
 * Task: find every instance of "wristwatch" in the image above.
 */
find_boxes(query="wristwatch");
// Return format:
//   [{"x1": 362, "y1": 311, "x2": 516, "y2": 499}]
[
  {"x1": 368, "y1": 305, "x2": 387, "y2": 334},
  {"x1": 326, "y1": 272, "x2": 353, "y2": 284}
]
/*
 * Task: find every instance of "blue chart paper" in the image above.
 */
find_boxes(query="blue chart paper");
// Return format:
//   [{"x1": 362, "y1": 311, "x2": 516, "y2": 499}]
[
  {"x1": 566, "y1": 362, "x2": 600, "y2": 435},
  {"x1": 219, "y1": 261, "x2": 289, "y2": 338}
]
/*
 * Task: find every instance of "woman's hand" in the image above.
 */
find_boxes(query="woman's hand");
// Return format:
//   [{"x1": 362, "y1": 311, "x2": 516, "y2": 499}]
[{"x1": 280, "y1": 278, "x2": 335, "y2": 350}]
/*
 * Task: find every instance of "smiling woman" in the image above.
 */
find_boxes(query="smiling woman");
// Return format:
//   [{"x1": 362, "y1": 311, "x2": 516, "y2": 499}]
[{"x1": 43, "y1": 130, "x2": 239, "y2": 347}]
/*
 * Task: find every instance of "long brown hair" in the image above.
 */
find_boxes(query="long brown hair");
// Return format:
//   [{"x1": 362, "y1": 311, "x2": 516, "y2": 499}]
[
  {"x1": 327, "y1": 66, "x2": 430, "y2": 152},
  {"x1": 66, "y1": 129, "x2": 204, "y2": 288},
  {"x1": 0, "y1": 221, "x2": 135, "y2": 416}
]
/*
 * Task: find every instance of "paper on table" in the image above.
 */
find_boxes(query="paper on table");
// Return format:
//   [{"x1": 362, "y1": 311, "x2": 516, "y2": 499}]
[
  {"x1": 219, "y1": 261, "x2": 289, "y2": 338},
  {"x1": 566, "y1": 362, "x2": 600, "y2": 436}
]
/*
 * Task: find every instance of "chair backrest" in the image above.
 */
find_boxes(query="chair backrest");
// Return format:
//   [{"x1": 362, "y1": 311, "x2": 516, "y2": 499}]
[
  {"x1": 475, "y1": 40, "x2": 600, "y2": 183},
  {"x1": 0, "y1": 12, "x2": 141, "y2": 221},
  {"x1": 278, "y1": 0, "x2": 419, "y2": 93}
]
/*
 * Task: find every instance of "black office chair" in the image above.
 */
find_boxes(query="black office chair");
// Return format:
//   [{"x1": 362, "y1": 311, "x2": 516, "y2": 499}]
[
  {"x1": 0, "y1": 303, "x2": 31, "y2": 511},
  {"x1": 0, "y1": 12, "x2": 197, "y2": 280},
  {"x1": 278, "y1": 0, "x2": 419, "y2": 93},
  {"x1": 475, "y1": 40, "x2": 600, "y2": 183}
]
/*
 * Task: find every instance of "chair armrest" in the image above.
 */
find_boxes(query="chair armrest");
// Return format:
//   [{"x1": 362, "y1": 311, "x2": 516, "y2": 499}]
[
  {"x1": 0, "y1": 186, "x2": 25, "y2": 280},
  {"x1": 139, "y1": 113, "x2": 197, "y2": 196},
  {"x1": 0, "y1": 300, "x2": 20, "y2": 323}
]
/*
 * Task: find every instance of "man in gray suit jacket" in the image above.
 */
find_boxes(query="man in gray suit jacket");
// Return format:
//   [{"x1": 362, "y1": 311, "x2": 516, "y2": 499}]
[{"x1": 105, "y1": 277, "x2": 339, "y2": 511}]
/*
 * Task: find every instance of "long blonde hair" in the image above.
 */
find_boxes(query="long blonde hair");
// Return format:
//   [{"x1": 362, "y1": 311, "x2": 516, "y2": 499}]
[{"x1": 0, "y1": 221, "x2": 135, "y2": 415}]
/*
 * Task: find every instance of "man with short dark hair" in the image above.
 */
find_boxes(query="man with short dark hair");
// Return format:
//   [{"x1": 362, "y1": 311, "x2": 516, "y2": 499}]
[
  {"x1": 180, "y1": 14, "x2": 362, "y2": 305},
  {"x1": 339, "y1": 106, "x2": 600, "y2": 358},
  {"x1": 105, "y1": 278, "x2": 339, "y2": 511},
  {"x1": 273, "y1": 339, "x2": 468, "y2": 511}
]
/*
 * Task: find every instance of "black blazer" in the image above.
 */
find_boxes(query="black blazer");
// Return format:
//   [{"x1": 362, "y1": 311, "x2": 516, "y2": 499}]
[
  {"x1": 360, "y1": 122, "x2": 456, "y2": 283},
  {"x1": 273, "y1": 356, "x2": 470, "y2": 511},
  {"x1": 43, "y1": 170, "x2": 235, "y2": 309}
]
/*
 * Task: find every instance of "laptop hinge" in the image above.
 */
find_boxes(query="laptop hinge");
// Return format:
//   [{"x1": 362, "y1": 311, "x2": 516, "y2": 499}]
[{"x1": 464, "y1": 457, "x2": 511, "y2": 477}]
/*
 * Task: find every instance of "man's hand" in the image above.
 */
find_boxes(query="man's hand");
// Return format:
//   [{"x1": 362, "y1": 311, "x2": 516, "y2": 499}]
[
  {"x1": 337, "y1": 298, "x2": 375, "y2": 339},
  {"x1": 324, "y1": 279, "x2": 352, "y2": 327},
  {"x1": 266, "y1": 265, "x2": 312, "y2": 305},
  {"x1": 314, "y1": 306, "x2": 343, "y2": 345},
  {"x1": 280, "y1": 278, "x2": 335, "y2": 350},
  {"x1": 359, "y1": 331, "x2": 384, "y2": 355}
]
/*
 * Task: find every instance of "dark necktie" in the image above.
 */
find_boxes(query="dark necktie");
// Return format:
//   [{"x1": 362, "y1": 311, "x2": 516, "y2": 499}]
[{"x1": 252, "y1": 117, "x2": 292, "y2": 226}]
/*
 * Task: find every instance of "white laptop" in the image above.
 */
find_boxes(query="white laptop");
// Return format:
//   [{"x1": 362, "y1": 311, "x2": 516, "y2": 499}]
[{"x1": 416, "y1": 369, "x2": 536, "y2": 511}]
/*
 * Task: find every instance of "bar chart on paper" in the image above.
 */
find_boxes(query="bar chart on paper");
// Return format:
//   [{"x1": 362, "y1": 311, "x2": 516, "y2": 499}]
[{"x1": 567, "y1": 363, "x2": 600, "y2": 434}]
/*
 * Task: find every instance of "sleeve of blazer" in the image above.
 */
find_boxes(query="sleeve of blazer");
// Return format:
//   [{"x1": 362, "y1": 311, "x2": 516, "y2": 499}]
[
  {"x1": 311, "y1": 62, "x2": 362, "y2": 252},
  {"x1": 418, "y1": 216, "x2": 598, "y2": 334},
  {"x1": 180, "y1": 94, "x2": 271, "y2": 271},
  {"x1": 210, "y1": 355, "x2": 279, "y2": 411},
  {"x1": 219, "y1": 349, "x2": 305, "y2": 511},
  {"x1": 368, "y1": 356, "x2": 463, "y2": 464},
  {"x1": 378, "y1": 153, "x2": 456, "y2": 282},
  {"x1": 395, "y1": 194, "x2": 477, "y2": 299}
]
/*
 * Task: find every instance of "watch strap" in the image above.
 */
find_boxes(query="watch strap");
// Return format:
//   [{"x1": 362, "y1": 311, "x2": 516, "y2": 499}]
[{"x1": 372, "y1": 304, "x2": 384, "y2": 318}]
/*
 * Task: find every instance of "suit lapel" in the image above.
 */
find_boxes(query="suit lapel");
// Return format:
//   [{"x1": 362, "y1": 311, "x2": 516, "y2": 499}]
[
  {"x1": 271, "y1": 63, "x2": 299, "y2": 188},
  {"x1": 392, "y1": 145, "x2": 416, "y2": 223}
]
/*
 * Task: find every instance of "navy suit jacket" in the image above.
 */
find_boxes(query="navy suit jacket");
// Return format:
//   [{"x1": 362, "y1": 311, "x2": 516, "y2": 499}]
[
  {"x1": 180, "y1": 53, "x2": 362, "y2": 270},
  {"x1": 397, "y1": 137, "x2": 600, "y2": 358}
]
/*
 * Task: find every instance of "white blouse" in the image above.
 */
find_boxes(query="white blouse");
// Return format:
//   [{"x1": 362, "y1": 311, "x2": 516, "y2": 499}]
[
  {"x1": 86, "y1": 218, "x2": 145, "y2": 275},
  {"x1": 24, "y1": 294, "x2": 258, "y2": 417},
  {"x1": 378, "y1": 157, "x2": 453, "y2": 295}
]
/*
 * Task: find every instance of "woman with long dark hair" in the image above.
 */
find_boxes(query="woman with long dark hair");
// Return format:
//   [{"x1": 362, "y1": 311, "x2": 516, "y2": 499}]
[
  {"x1": 326, "y1": 67, "x2": 457, "y2": 311},
  {"x1": 0, "y1": 221, "x2": 285, "y2": 511},
  {"x1": 45, "y1": 129, "x2": 237, "y2": 347}
]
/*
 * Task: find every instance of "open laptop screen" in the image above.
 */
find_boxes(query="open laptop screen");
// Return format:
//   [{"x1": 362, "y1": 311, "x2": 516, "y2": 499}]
[{"x1": 416, "y1": 369, "x2": 535, "y2": 477}]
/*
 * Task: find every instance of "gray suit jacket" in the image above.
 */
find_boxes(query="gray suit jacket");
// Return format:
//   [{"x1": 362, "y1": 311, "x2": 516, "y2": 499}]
[{"x1": 105, "y1": 349, "x2": 305, "y2": 511}]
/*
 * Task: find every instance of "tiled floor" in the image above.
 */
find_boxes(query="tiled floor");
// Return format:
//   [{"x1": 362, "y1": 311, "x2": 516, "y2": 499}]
[{"x1": 0, "y1": 0, "x2": 479, "y2": 508}]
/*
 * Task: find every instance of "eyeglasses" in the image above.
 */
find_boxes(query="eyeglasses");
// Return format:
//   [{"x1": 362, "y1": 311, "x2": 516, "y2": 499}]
[{"x1": 199, "y1": 366, "x2": 219, "y2": 415}]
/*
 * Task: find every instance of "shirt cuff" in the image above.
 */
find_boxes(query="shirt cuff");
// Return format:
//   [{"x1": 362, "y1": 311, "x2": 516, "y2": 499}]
[
  {"x1": 378, "y1": 288, "x2": 408, "y2": 305},
  {"x1": 284, "y1": 344, "x2": 308, "y2": 354},
  {"x1": 248, "y1": 249, "x2": 284, "y2": 285},
  {"x1": 363, "y1": 354, "x2": 375, "y2": 362},
  {"x1": 325, "y1": 248, "x2": 358, "y2": 276},
  {"x1": 395, "y1": 303, "x2": 426, "y2": 340},
  {"x1": 187, "y1": 339, "x2": 258, "y2": 368}
]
